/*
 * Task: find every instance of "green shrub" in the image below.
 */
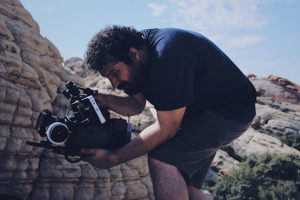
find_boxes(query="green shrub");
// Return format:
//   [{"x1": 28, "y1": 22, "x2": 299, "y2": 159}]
[
  {"x1": 279, "y1": 132, "x2": 300, "y2": 151},
  {"x1": 210, "y1": 153, "x2": 300, "y2": 200}
]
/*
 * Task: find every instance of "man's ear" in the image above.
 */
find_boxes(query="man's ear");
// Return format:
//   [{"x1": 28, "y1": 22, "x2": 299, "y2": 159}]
[{"x1": 129, "y1": 47, "x2": 140, "y2": 62}]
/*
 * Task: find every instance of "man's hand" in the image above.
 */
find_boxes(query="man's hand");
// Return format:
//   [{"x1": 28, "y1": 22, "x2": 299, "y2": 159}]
[
  {"x1": 81, "y1": 148, "x2": 117, "y2": 169},
  {"x1": 81, "y1": 106, "x2": 186, "y2": 169}
]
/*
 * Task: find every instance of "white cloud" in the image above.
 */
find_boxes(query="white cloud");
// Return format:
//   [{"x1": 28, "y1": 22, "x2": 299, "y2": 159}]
[
  {"x1": 147, "y1": 0, "x2": 298, "y2": 48},
  {"x1": 147, "y1": 0, "x2": 272, "y2": 48},
  {"x1": 225, "y1": 34, "x2": 264, "y2": 48},
  {"x1": 147, "y1": 3, "x2": 168, "y2": 16},
  {"x1": 169, "y1": 0, "x2": 267, "y2": 30}
]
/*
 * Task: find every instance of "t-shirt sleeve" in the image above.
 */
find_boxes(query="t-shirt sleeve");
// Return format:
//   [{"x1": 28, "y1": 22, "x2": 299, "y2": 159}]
[{"x1": 147, "y1": 59, "x2": 195, "y2": 111}]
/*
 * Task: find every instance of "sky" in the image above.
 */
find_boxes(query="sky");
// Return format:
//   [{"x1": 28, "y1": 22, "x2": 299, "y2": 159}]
[{"x1": 20, "y1": 0, "x2": 300, "y2": 84}]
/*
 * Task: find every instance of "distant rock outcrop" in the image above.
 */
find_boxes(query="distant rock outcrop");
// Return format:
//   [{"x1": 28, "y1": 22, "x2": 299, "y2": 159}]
[
  {"x1": 249, "y1": 74, "x2": 300, "y2": 105},
  {"x1": 0, "y1": 1, "x2": 154, "y2": 200},
  {"x1": 211, "y1": 76, "x2": 300, "y2": 176},
  {"x1": 63, "y1": 57, "x2": 90, "y2": 78}
]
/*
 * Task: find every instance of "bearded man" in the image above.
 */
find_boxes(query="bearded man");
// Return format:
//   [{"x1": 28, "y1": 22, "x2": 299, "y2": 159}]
[{"x1": 82, "y1": 26, "x2": 256, "y2": 200}]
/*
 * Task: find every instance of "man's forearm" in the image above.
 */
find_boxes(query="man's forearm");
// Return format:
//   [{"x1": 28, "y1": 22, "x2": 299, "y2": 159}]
[
  {"x1": 95, "y1": 93, "x2": 144, "y2": 116},
  {"x1": 111, "y1": 122, "x2": 172, "y2": 165},
  {"x1": 82, "y1": 108, "x2": 185, "y2": 169}
]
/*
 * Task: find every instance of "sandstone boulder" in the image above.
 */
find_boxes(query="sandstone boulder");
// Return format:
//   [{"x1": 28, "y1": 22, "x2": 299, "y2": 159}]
[
  {"x1": 249, "y1": 75, "x2": 300, "y2": 105},
  {"x1": 229, "y1": 128, "x2": 300, "y2": 158},
  {"x1": 0, "y1": 1, "x2": 154, "y2": 200}
]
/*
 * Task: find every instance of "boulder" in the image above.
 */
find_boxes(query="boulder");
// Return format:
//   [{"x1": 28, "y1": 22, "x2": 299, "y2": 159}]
[
  {"x1": 0, "y1": 1, "x2": 154, "y2": 200},
  {"x1": 249, "y1": 75, "x2": 300, "y2": 105},
  {"x1": 211, "y1": 150, "x2": 240, "y2": 176},
  {"x1": 229, "y1": 128, "x2": 300, "y2": 158}
]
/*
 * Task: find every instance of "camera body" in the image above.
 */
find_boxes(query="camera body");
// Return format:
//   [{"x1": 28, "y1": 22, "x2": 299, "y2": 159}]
[{"x1": 26, "y1": 82, "x2": 131, "y2": 162}]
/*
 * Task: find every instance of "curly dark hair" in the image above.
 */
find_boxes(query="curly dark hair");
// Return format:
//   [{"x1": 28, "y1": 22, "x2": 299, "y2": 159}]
[{"x1": 85, "y1": 25, "x2": 145, "y2": 74}]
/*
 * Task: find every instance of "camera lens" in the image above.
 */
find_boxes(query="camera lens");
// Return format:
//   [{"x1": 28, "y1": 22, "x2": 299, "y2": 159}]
[{"x1": 46, "y1": 122, "x2": 69, "y2": 145}]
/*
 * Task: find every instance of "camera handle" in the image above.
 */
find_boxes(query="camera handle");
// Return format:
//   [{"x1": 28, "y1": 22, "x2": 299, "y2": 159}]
[{"x1": 26, "y1": 141, "x2": 84, "y2": 163}]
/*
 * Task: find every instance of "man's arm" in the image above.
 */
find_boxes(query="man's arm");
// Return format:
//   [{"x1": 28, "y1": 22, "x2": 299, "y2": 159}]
[
  {"x1": 95, "y1": 92, "x2": 146, "y2": 116},
  {"x1": 82, "y1": 106, "x2": 186, "y2": 168}
]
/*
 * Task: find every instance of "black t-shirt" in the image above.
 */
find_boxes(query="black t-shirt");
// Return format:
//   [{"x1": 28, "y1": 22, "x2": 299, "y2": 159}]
[{"x1": 140, "y1": 28, "x2": 256, "y2": 121}]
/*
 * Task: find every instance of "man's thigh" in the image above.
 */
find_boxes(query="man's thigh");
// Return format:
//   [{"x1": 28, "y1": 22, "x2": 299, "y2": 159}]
[
  {"x1": 148, "y1": 158, "x2": 189, "y2": 200},
  {"x1": 148, "y1": 109, "x2": 252, "y2": 188}
]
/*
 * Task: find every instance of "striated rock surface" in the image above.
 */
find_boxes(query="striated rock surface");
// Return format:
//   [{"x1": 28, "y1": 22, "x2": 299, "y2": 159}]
[{"x1": 0, "y1": 1, "x2": 154, "y2": 200}]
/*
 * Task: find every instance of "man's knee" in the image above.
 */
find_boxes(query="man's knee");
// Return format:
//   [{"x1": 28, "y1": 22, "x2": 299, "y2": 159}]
[
  {"x1": 188, "y1": 185, "x2": 214, "y2": 200},
  {"x1": 148, "y1": 157, "x2": 189, "y2": 200}
]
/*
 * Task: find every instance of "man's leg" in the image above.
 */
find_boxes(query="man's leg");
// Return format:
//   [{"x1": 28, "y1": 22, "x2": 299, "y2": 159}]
[
  {"x1": 188, "y1": 185, "x2": 213, "y2": 200},
  {"x1": 148, "y1": 157, "x2": 189, "y2": 200}
]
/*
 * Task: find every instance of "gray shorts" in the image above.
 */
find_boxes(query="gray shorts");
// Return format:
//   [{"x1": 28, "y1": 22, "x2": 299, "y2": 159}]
[{"x1": 148, "y1": 107, "x2": 254, "y2": 188}]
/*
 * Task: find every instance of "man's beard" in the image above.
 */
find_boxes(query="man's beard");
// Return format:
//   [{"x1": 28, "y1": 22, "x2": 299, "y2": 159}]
[
  {"x1": 117, "y1": 81, "x2": 139, "y2": 95},
  {"x1": 117, "y1": 64, "x2": 146, "y2": 95}
]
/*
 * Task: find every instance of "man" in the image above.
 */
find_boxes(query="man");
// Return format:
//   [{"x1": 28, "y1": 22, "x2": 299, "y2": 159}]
[{"x1": 83, "y1": 26, "x2": 256, "y2": 200}]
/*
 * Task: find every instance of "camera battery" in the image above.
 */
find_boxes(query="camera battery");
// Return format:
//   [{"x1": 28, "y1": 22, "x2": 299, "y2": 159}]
[{"x1": 86, "y1": 96, "x2": 106, "y2": 124}]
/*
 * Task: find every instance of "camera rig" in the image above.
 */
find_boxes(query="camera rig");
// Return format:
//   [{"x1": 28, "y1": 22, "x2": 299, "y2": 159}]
[{"x1": 26, "y1": 81, "x2": 132, "y2": 163}]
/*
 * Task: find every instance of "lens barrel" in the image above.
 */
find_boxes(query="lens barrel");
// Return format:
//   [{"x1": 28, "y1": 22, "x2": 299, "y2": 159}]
[{"x1": 46, "y1": 122, "x2": 69, "y2": 145}]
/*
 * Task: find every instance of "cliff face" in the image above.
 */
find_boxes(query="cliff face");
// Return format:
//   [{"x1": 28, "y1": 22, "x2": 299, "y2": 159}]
[
  {"x1": 0, "y1": 0, "x2": 64, "y2": 198},
  {"x1": 0, "y1": 1, "x2": 154, "y2": 200}
]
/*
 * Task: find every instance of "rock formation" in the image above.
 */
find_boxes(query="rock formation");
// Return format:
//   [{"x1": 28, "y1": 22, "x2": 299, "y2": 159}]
[
  {"x1": 210, "y1": 77, "x2": 300, "y2": 176},
  {"x1": 249, "y1": 74, "x2": 300, "y2": 105},
  {"x1": 0, "y1": 1, "x2": 154, "y2": 199}
]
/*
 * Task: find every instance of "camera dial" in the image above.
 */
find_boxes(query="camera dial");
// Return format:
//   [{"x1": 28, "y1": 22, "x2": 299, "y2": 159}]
[{"x1": 46, "y1": 122, "x2": 69, "y2": 145}]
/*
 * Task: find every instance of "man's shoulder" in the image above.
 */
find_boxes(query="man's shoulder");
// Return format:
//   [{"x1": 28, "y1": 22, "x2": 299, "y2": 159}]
[
  {"x1": 140, "y1": 28, "x2": 207, "y2": 46},
  {"x1": 143, "y1": 28, "x2": 208, "y2": 64}
]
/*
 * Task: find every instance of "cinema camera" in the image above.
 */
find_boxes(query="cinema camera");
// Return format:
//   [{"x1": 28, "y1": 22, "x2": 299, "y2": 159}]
[{"x1": 26, "y1": 81, "x2": 132, "y2": 163}]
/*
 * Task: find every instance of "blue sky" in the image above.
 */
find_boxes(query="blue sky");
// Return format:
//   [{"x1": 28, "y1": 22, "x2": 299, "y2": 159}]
[{"x1": 20, "y1": 0, "x2": 300, "y2": 84}]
